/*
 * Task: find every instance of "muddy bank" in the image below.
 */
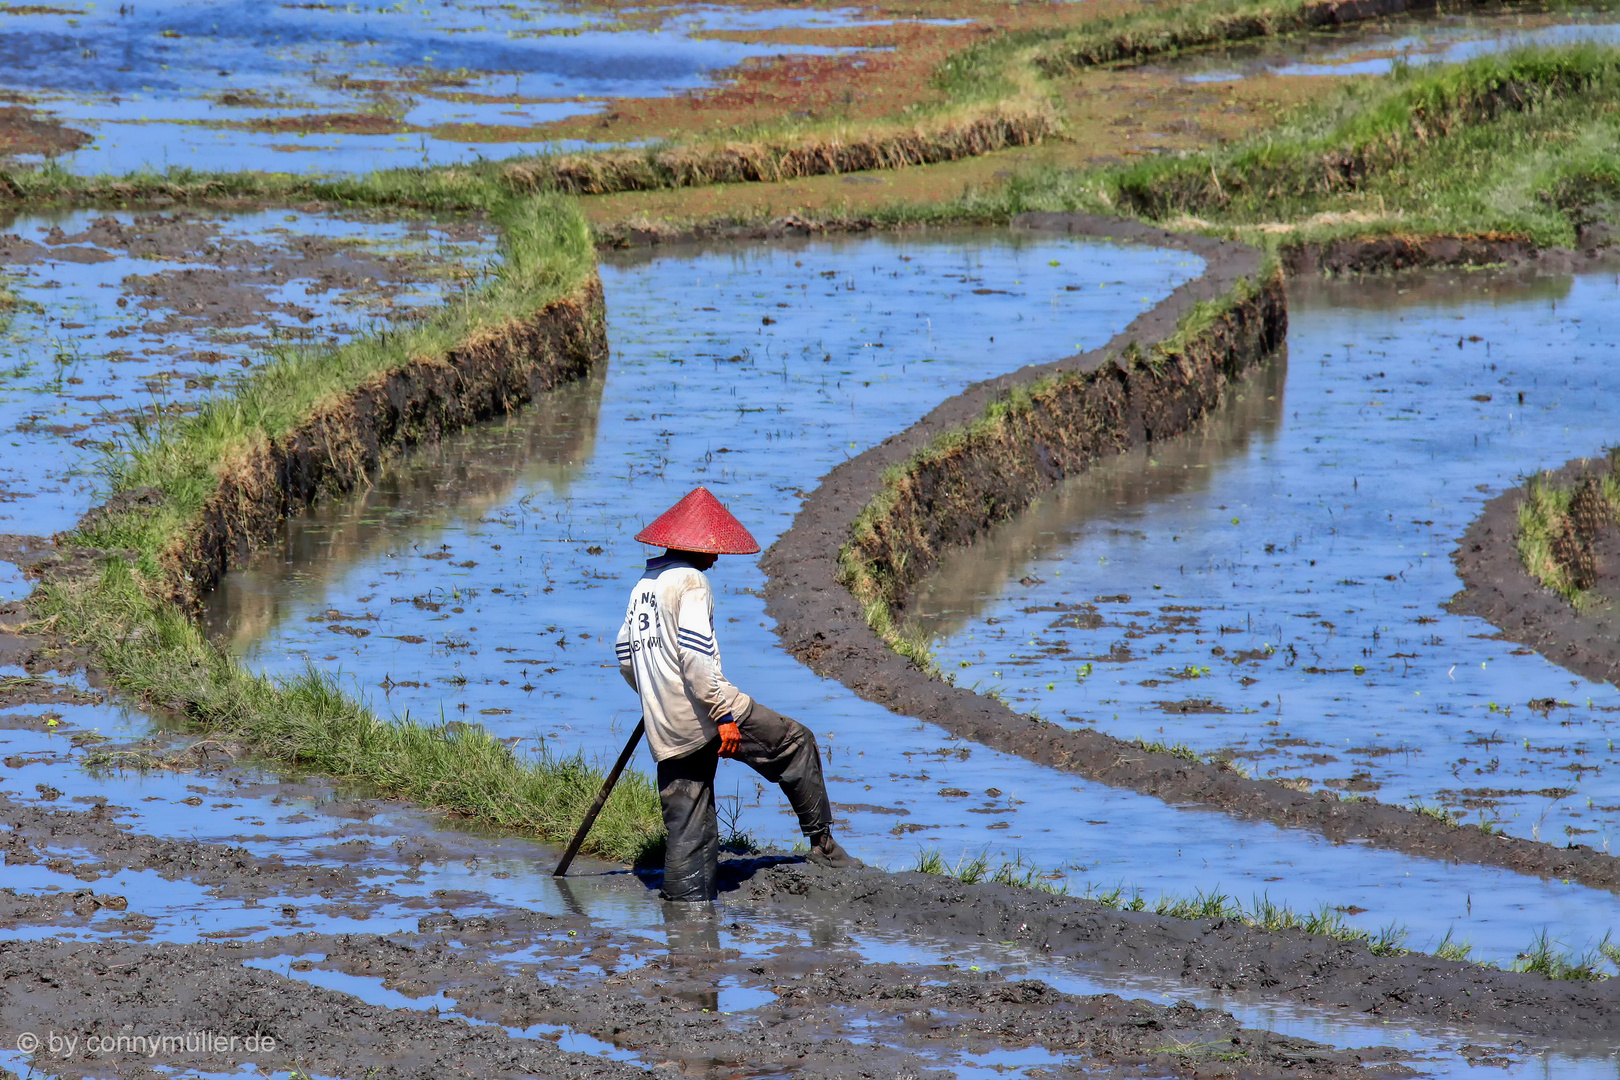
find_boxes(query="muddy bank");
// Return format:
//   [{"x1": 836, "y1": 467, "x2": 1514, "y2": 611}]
[
  {"x1": 741, "y1": 862, "x2": 1620, "y2": 1043},
  {"x1": 0, "y1": 104, "x2": 88, "y2": 160},
  {"x1": 1451, "y1": 454, "x2": 1620, "y2": 688},
  {"x1": 0, "y1": 937, "x2": 663, "y2": 1080},
  {"x1": 0, "y1": 793, "x2": 1414, "y2": 1079},
  {"x1": 763, "y1": 215, "x2": 1620, "y2": 895},
  {"x1": 508, "y1": 107, "x2": 1053, "y2": 197},
  {"x1": 161, "y1": 275, "x2": 607, "y2": 605},
  {"x1": 1281, "y1": 234, "x2": 1618, "y2": 276},
  {"x1": 593, "y1": 211, "x2": 878, "y2": 249}
]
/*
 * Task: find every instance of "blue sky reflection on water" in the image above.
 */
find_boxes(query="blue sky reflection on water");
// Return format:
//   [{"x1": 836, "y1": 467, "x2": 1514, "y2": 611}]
[
  {"x1": 919, "y1": 269, "x2": 1620, "y2": 856},
  {"x1": 0, "y1": 0, "x2": 865, "y2": 174},
  {"x1": 206, "y1": 239, "x2": 1620, "y2": 965}
]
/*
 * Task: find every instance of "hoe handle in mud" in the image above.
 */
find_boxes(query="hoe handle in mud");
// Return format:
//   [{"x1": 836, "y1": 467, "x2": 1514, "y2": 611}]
[{"x1": 554, "y1": 719, "x2": 645, "y2": 876}]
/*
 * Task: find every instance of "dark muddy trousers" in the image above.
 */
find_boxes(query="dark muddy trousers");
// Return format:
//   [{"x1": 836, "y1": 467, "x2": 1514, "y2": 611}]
[{"x1": 656, "y1": 703, "x2": 832, "y2": 902}]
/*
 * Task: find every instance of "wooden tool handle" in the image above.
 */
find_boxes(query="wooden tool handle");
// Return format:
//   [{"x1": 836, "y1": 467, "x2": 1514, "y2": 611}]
[{"x1": 553, "y1": 718, "x2": 646, "y2": 877}]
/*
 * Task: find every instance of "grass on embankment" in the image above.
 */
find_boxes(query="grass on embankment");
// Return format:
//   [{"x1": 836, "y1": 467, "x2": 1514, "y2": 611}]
[
  {"x1": 911, "y1": 848, "x2": 1620, "y2": 975},
  {"x1": 1517, "y1": 449, "x2": 1620, "y2": 605},
  {"x1": 72, "y1": 195, "x2": 589, "y2": 560},
  {"x1": 1103, "y1": 44, "x2": 1620, "y2": 247},
  {"x1": 837, "y1": 267, "x2": 1274, "y2": 673},
  {"x1": 826, "y1": 43, "x2": 1620, "y2": 255},
  {"x1": 33, "y1": 193, "x2": 665, "y2": 864},
  {"x1": 48, "y1": 560, "x2": 662, "y2": 863},
  {"x1": 1027, "y1": 0, "x2": 1582, "y2": 74}
]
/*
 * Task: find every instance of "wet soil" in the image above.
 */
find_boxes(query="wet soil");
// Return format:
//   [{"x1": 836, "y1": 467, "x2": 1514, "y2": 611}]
[
  {"x1": 0, "y1": 788, "x2": 1428, "y2": 1079},
  {"x1": 24, "y1": 215, "x2": 1620, "y2": 1072},
  {"x1": 1452, "y1": 456, "x2": 1620, "y2": 690},
  {"x1": 914, "y1": 262, "x2": 1620, "y2": 857},
  {"x1": 741, "y1": 863, "x2": 1620, "y2": 1043},
  {"x1": 0, "y1": 104, "x2": 89, "y2": 159},
  {"x1": 0, "y1": 205, "x2": 495, "y2": 535},
  {"x1": 763, "y1": 221, "x2": 1620, "y2": 898},
  {"x1": 202, "y1": 227, "x2": 1620, "y2": 964}
]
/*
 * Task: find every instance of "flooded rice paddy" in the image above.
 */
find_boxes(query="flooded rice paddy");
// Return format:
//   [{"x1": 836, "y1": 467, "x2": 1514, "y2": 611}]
[
  {"x1": 1164, "y1": 8, "x2": 1620, "y2": 82},
  {"x1": 916, "y1": 268, "x2": 1620, "y2": 855},
  {"x1": 199, "y1": 234, "x2": 1620, "y2": 969},
  {"x1": 0, "y1": 205, "x2": 494, "y2": 537},
  {"x1": 0, "y1": 0, "x2": 871, "y2": 174}
]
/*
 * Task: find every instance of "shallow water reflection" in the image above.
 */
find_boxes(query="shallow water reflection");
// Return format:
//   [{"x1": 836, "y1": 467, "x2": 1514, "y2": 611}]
[
  {"x1": 0, "y1": 0, "x2": 863, "y2": 175},
  {"x1": 1165, "y1": 9, "x2": 1620, "y2": 83},
  {"x1": 0, "y1": 206, "x2": 494, "y2": 534},
  {"x1": 917, "y1": 267, "x2": 1620, "y2": 857},
  {"x1": 203, "y1": 236, "x2": 1620, "y2": 966}
]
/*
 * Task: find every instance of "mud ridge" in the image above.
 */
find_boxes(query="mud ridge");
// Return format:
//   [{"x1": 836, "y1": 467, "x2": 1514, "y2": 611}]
[
  {"x1": 1038, "y1": 0, "x2": 1543, "y2": 74},
  {"x1": 159, "y1": 278, "x2": 608, "y2": 606},
  {"x1": 594, "y1": 213, "x2": 879, "y2": 250},
  {"x1": 763, "y1": 215, "x2": 1620, "y2": 897},
  {"x1": 1281, "y1": 235, "x2": 1619, "y2": 276},
  {"x1": 741, "y1": 861, "x2": 1620, "y2": 1041},
  {"x1": 1451, "y1": 454, "x2": 1620, "y2": 687},
  {"x1": 504, "y1": 108, "x2": 1054, "y2": 197},
  {"x1": 0, "y1": 796, "x2": 1414, "y2": 1078}
]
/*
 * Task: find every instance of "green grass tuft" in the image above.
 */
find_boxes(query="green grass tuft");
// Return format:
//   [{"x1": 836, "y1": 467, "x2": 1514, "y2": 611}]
[
  {"x1": 1512, "y1": 930, "x2": 1611, "y2": 980},
  {"x1": 1515, "y1": 451, "x2": 1620, "y2": 605},
  {"x1": 911, "y1": 848, "x2": 1069, "y2": 893},
  {"x1": 40, "y1": 554, "x2": 665, "y2": 864},
  {"x1": 34, "y1": 192, "x2": 668, "y2": 864}
]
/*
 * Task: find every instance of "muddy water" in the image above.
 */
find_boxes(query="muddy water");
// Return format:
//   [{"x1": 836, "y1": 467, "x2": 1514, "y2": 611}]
[
  {"x1": 3, "y1": 696, "x2": 1615, "y2": 1079},
  {"x1": 203, "y1": 235, "x2": 1620, "y2": 967},
  {"x1": 0, "y1": 206, "x2": 494, "y2": 538},
  {"x1": 916, "y1": 267, "x2": 1620, "y2": 860},
  {"x1": 1163, "y1": 9, "x2": 1620, "y2": 82},
  {"x1": 0, "y1": 0, "x2": 864, "y2": 175}
]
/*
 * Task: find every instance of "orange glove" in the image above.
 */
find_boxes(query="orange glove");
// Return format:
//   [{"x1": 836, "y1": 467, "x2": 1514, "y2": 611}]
[{"x1": 717, "y1": 718, "x2": 741, "y2": 757}]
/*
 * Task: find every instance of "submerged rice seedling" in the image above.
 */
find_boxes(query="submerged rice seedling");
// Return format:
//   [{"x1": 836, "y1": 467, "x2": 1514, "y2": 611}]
[
  {"x1": 1087, "y1": 885, "x2": 1410, "y2": 956},
  {"x1": 1134, "y1": 737, "x2": 1203, "y2": 762}
]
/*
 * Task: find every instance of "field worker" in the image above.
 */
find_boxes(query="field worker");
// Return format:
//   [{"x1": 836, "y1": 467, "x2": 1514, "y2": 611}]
[{"x1": 615, "y1": 485, "x2": 854, "y2": 902}]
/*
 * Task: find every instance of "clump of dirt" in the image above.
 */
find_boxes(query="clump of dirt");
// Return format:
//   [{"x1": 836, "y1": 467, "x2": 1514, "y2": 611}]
[{"x1": 0, "y1": 104, "x2": 90, "y2": 159}]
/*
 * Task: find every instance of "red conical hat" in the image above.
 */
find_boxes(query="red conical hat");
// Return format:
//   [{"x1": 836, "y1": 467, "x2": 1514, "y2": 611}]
[{"x1": 635, "y1": 486, "x2": 761, "y2": 555}]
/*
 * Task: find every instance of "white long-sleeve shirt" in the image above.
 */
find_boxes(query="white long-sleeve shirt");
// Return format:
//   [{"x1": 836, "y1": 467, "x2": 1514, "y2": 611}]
[{"x1": 614, "y1": 554, "x2": 753, "y2": 761}]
